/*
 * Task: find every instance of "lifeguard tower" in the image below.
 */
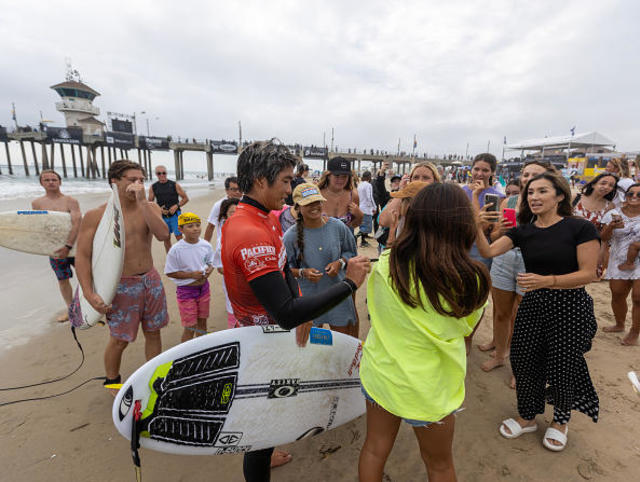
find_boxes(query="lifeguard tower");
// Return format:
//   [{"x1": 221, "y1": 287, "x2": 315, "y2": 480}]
[{"x1": 50, "y1": 62, "x2": 105, "y2": 136}]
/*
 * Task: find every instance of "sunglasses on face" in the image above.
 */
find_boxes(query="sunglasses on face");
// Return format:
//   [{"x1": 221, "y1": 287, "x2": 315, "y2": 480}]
[
  {"x1": 156, "y1": 172, "x2": 167, "y2": 175},
  {"x1": 627, "y1": 192, "x2": 640, "y2": 198}
]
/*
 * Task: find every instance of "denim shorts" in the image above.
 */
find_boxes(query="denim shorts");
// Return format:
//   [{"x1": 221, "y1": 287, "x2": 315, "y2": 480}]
[
  {"x1": 470, "y1": 242, "x2": 492, "y2": 270},
  {"x1": 490, "y1": 248, "x2": 525, "y2": 296},
  {"x1": 361, "y1": 385, "x2": 438, "y2": 428},
  {"x1": 360, "y1": 214, "x2": 373, "y2": 234}
]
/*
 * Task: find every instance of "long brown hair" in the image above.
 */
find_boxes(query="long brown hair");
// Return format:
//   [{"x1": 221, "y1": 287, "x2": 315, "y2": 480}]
[
  {"x1": 317, "y1": 170, "x2": 354, "y2": 191},
  {"x1": 389, "y1": 183, "x2": 490, "y2": 318},
  {"x1": 518, "y1": 172, "x2": 573, "y2": 225}
]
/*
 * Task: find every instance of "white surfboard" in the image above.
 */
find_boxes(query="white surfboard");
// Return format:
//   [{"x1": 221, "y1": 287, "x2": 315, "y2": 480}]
[
  {"x1": 113, "y1": 326, "x2": 365, "y2": 455},
  {"x1": 70, "y1": 185, "x2": 125, "y2": 329},
  {"x1": 0, "y1": 210, "x2": 76, "y2": 257}
]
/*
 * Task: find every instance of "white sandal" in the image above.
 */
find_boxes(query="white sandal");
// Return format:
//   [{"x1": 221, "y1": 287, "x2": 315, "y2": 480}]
[
  {"x1": 499, "y1": 418, "x2": 538, "y2": 439},
  {"x1": 542, "y1": 426, "x2": 568, "y2": 452}
]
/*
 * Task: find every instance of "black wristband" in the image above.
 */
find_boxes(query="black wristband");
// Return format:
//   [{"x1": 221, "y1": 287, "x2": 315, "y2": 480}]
[
  {"x1": 65, "y1": 244, "x2": 73, "y2": 250},
  {"x1": 342, "y1": 278, "x2": 357, "y2": 293}
]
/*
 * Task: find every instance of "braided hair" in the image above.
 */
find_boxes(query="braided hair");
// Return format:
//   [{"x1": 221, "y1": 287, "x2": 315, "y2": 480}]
[{"x1": 295, "y1": 205, "x2": 306, "y2": 265}]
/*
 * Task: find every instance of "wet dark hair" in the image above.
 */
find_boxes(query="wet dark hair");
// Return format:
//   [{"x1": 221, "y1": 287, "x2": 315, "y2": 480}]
[
  {"x1": 581, "y1": 173, "x2": 618, "y2": 201},
  {"x1": 218, "y1": 197, "x2": 240, "y2": 223},
  {"x1": 472, "y1": 153, "x2": 497, "y2": 172},
  {"x1": 389, "y1": 183, "x2": 490, "y2": 318},
  {"x1": 108, "y1": 160, "x2": 146, "y2": 185},
  {"x1": 224, "y1": 176, "x2": 239, "y2": 190},
  {"x1": 361, "y1": 171, "x2": 372, "y2": 182},
  {"x1": 236, "y1": 140, "x2": 299, "y2": 193},
  {"x1": 518, "y1": 172, "x2": 572, "y2": 225},
  {"x1": 39, "y1": 169, "x2": 61, "y2": 183}
]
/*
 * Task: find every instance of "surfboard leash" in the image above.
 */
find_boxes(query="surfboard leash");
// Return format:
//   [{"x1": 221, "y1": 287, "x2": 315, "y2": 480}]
[
  {"x1": 0, "y1": 326, "x2": 87, "y2": 391},
  {"x1": 131, "y1": 399, "x2": 143, "y2": 482}
]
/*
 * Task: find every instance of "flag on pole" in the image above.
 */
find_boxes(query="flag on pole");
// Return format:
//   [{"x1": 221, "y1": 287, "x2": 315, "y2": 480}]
[
  {"x1": 11, "y1": 105, "x2": 16, "y2": 121},
  {"x1": 570, "y1": 126, "x2": 576, "y2": 136},
  {"x1": 413, "y1": 135, "x2": 417, "y2": 149},
  {"x1": 503, "y1": 136, "x2": 507, "y2": 144}
]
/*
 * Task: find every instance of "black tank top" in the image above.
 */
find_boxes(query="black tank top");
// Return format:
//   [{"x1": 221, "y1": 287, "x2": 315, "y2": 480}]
[{"x1": 152, "y1": 180, "x2": 179, "y2": 210}]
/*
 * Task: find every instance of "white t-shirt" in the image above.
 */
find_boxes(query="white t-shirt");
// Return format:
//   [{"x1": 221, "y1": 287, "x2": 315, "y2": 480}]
[
  {"x1": 164, "y1": 239, "x2": 214, "y2": 286},
  {"x1": 358, "y1": 181, "x2": 376, "y2": 215},
  {"x1": 207, "y1": 195, "x2": 229, "y2": 246}
]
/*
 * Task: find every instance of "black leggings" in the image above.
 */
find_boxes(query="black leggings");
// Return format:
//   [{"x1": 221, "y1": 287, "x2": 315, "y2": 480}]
[{"x1": 243, "y1": 447, "x2": 274, "y2": 482}]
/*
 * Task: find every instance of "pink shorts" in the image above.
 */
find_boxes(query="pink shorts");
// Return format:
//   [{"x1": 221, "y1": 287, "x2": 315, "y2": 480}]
[
  {"x1": 106, "y1": 268, "x2": 169, "y2": 342},
  {"x1": 176, "y1": 281, "x2": 210, "y2": 327}
]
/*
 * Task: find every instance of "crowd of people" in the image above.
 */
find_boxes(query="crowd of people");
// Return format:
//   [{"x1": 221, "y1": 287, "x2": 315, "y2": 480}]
[{"x1": 32, "y1": 143, "x2": 640, "y2": 481}]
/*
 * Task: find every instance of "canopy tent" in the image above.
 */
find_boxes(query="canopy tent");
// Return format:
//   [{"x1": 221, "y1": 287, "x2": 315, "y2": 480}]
[{"x1": 505, "y1": 131, "x2": 616, "y2": 151}]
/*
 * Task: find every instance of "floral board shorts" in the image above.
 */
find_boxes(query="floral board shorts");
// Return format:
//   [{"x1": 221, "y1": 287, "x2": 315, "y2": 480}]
[
  {"x1": 49, "y1": 256, "x2": 75, "y2": 280},
  {"x1": 106, "y1": 268, "x2": 169, "y2": 342},
  {"x1": 176, "y1": 281, "x2": 210, "y2": 327}
]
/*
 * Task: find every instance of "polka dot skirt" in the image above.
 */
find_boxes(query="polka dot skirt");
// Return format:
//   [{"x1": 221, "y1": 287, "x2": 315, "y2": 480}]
[{"x1": 510, "y1": 288, "x2": 599, "y2": 425}]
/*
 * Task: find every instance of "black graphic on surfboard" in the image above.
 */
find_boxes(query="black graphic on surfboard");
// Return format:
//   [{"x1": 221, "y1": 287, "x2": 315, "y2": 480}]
[{"x1": 138, "y1": 342, "x2": 359, "y2": 447}]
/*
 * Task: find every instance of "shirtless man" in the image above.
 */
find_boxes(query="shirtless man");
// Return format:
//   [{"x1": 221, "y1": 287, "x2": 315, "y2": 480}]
[
  {"x1": 31, "y1": 170, "x2": 82, "y2": 322},
  {"x1": 74, "y1": 160, "x2": 170, "y2": 390}
]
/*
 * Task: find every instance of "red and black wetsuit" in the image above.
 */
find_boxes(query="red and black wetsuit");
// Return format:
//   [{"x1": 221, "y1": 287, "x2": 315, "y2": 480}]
[{"x1": 221, "y1": 196, "x2": 355, "y2": 481}]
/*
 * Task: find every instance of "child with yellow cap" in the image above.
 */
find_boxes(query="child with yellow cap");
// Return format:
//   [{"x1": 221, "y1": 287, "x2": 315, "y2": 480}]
[{"x1": 164, "y1": 212, "x2": 215, "y2": 342}]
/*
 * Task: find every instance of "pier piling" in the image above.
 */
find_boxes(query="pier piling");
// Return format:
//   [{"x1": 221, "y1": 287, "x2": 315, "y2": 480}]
[
  {"x1": 70, "y1": 144, "x2": 78, "y2": 178},
  {"x1": 206, "y1": 151, "x2": 213, "y2": 181},
  {"x1": 78, "y1": 144, "x2": 85, "y2": 177},
  {"x1": 49, "y1": 142, "x2": 55, "y2": 170},
  {"x1": 60, "y1": 143, "x2": 67, "y2": 178},
  {"x1": 19, "y1": 141, "x2": 29, "y2": 176},
  {"x1": 100, "y1": 145, "x2": 106, "y2": 178},
  {"x1": 3, "y1": 141, "x2": 12, "y2": 175},
  {"x1": 41, "y1": 142, "x2": 49, "y2": 170},
  {"x1": 30, "y1": 141, "x2": 40, "y2": 176}
]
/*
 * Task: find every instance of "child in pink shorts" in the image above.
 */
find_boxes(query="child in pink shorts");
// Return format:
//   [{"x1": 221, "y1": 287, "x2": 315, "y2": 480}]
[{"x1": 164, "y1": 212, "x2": 215, "y2": 343}]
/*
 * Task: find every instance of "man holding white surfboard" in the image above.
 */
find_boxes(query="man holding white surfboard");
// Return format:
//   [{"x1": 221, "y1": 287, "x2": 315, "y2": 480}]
[
  {"x1": 31, "y1": 169, "x2": 82, "y2": 322},
  {"x1": 75, "y1": 160, "x2": 171, "y2": 392},
  {"x1": 222, "y1": 140, "x2": 370, "y2": 481}
]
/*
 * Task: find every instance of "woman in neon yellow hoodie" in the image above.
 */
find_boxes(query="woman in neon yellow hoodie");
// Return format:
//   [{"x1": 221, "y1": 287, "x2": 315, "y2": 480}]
[{"x1": 359, "y1": 183, "x2": 490, "y2": 482}]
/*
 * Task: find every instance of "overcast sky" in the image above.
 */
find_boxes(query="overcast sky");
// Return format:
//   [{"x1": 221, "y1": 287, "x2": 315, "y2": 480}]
[{"x1": 1, "y1": 0, "x2": 638, "y2": 157}]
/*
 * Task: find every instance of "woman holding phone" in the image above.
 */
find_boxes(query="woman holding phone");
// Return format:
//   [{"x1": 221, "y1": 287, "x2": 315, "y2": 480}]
[
  {"x1": 479, "y1": 161, "x2": 557, "y2": 375},
  {"x1": 476, "y1": 171, "x2": 600, "y2": 452}
]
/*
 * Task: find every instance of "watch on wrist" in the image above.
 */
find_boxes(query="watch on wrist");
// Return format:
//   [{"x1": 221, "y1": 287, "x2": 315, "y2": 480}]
[
  {"x1": 64, "y1": 244, "x2": 73, "y2": 250},
  {"x1": 338, "y1": 258, "x2": 346, "y2": 270}
]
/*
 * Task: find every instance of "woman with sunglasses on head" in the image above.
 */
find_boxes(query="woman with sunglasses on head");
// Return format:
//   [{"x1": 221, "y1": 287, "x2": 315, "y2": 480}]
[
  {"x1": 476, "y1": 172, "x2": 600, "y2": 452},
  {"x1": 478, "y1": 161, "x2": 556, "y2": 375},
  {"x1": 600, "y1": 183, "x2": 640, "y2": 345}
]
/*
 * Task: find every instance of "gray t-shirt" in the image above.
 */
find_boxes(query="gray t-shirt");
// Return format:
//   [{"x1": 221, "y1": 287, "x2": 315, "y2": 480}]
[{"x1": 283, "y1": 218, "x2": 357, "y2": 327}]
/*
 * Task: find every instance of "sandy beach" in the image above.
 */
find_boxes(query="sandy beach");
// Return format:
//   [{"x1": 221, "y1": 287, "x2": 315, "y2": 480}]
[{"x1": 1, "y1": 189, "x2": 640, "y2": 482}]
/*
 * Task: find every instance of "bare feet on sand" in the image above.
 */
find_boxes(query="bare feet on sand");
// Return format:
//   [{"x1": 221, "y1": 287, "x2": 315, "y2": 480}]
[
  {"x1": 603, "y1": 324, "x2": 625, "y2": 333},
  {"x1": 618, "y1": 262, "x2": 636, "y2": 271},
  {"x1": 478, "y1": 341, "x2": 495, "y2": 352},
  {"x1": 271, "y1": 449, "x2": 292, "y2": 468},
  {"x1": 56, "y1": 313, "x2": 69, "y2": 323},
  {"x1": 481, "y1": 357, "x2": 506, "y2": 372},
  {"x1": 621, "y1": 332, "x2": 639, "y2": 346}
]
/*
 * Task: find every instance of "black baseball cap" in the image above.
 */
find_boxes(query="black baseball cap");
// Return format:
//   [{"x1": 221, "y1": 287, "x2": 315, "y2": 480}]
[
  {"x1": 390, "y1": 175, "x2": 402, "y2": 182},
  {"x1": 327, "y1": 157, "x2": 351, "y2": 175}
]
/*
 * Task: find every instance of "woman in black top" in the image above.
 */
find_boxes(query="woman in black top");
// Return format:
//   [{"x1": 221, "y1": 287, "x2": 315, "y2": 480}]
[{"x1": 476, "y1": 172, "x2": 600, "y2": 452}]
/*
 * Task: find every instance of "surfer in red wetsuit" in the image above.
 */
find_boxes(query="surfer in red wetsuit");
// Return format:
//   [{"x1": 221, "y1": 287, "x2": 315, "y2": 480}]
[{"x1": 221, "y1": 140, "x2": 370, "y2": 481}]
